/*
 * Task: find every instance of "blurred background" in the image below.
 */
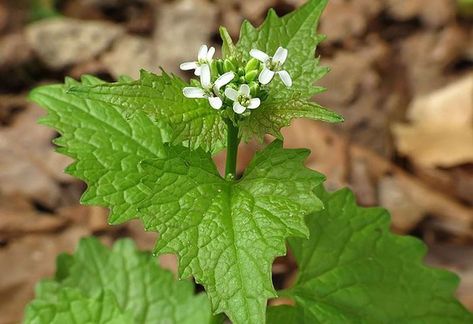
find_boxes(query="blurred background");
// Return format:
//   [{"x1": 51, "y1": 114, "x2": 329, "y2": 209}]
[{"x1": 0, "y1": 0, "x2": 472, "y2": 322}]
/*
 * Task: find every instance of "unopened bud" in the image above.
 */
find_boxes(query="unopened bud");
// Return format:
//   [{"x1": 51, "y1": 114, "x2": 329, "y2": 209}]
[
  {"x1": 245, "y1": 70, "x2": 258, "y2": 82},
  {"x1": 223, "y1": 59, "x2": 236, "y2": 73},
  {"x1": 245, "y1": 58, "x2": 260, "y2": 73}
]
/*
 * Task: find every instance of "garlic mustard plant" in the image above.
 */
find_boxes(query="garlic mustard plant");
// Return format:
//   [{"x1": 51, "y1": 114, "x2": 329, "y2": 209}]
[{"x1": 25, "y1": 0, "x2": 473, "y2": 323}]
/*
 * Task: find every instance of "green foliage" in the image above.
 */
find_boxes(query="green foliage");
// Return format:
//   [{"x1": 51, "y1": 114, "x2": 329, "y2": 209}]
[
  {"x1": 24, "y1": 238, "x2": 214, "y2": 324},
  {"x1": 240, "y1": 99, "x2": 343, "y2": 141},
  {"x1": 137, "y1": 140, "x2": 325, "y2": 323},
  {"x1": 267, "y1": 187, "x2": 473, "y2": 323},
  {"x1": 30, "y1": 74, "x2": 325, "y2": 323},
  {"x1": 234, "y1": 0, "x2": 342, "y2": 141},
  {"x1": 26, "y1": 285, "x2": 133, "y2": 324},
  {"x1": 27, "y1": 1, "x2": 472, "y2": 324},
  {"x1": 237, "y1": 0, "x2": 328, "y2": 100},
  {"x1": 458, "y1": 0, "x2": 473, "y2": 16},
  {"x1": 29, "y1": 0, "x2": 60, "y2": 22},
  {"x1": 30, "y1": 76, "x2": 167, "y2": 224},
  {"x1": 67, "y1": 70, "x2": 227, "y2": 154},
  {"x1": 219, "y1": 27, "x2": 237, "y2": 58}
]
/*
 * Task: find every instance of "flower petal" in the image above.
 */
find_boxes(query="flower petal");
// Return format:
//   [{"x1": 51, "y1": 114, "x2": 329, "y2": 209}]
[
  {"x1": 208, "y1": 96, "x2": 222, "y2": 109},
  {"x1": 233, "y1": 102, "x2": 246, "y2": 114},
  {"x1": 250, "y1": 49, "x2": 270, "y2": 62},
  {"x1": 259, "y1": 68, "x2": 275, "y2": 85},
  {"x1": 198, "y1": 45, "x2": 208, "y2": 61},
  {"x1": 180, "y1": 61, "x2": 198, "y2": 71},
  {"x1": 273, "y1": 47, "x2": 288, "y2": 64},
  {"x1": 277, "y1": 70, "x2": 292, "y2": 87},
  {"x1": 183, "y1": 87, "x2": 206, "y2": 98},
  {"x1": 200, "y1": 64, "x2": 212, "y2": 89},
  {"x1": 248, "y1": 98, "x2": 261, "y2": 109},
  {"x1": 214, "y1": 72, "x2": 235, "y2": 90},
  {"x1": 194, "y1": 66, "x2": 202, "y2": 76},
  {"x1": 239, "y1": 84, "x2": 250, "y2": 96},
  {"x1": 207, "y1": 46, "x2": 216, "y2": 61},
  {"x1": 225, "y1": 88, "x2": 238, "y2": 101}
]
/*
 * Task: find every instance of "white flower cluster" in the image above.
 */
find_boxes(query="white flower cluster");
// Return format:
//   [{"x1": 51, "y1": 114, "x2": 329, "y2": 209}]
[{"x1": 181, "y1": 45, "x2": 292, "y2": 114}]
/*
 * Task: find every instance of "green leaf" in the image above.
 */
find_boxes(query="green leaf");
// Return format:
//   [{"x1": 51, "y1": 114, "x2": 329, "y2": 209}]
[
  {"x1": 30, "y1": 0, "x2": 61, "y2": 22},
  {"x1": 30, "y1": 77, "x2": 166, "y2": 224},
  {"x1": 31, "y1": 77, "x2": 324, "y2": 322},
  {"x1": 237, "y1": 0, "x2": 328, "y2": 100},
  {"x1": 24, "y1": 238, "x2": 214, "y2": 324},
  {"x1": 219, "y1": 26, "x2": 237, "y2": 58},
  {"x1": 67, "y1": 70, "x2": 227, "y2": 154},
  {"x1": 137, "y1": 140, "x2": 325, "y2": 324},
  {"x1": 240, "y1": 99, "x2": 344, "y2": 141},
  {"x1": 235, "y1": 0, "x2": 342, "y2": 141},
  {"x1": 25, "y1": 284, "x2": 133, "y2": 324},
  {"x1": 268, "y1": 188, "x2": 473, "y2": 323}
]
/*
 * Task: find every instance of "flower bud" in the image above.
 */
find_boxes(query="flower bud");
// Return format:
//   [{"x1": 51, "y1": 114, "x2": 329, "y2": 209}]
[
  {"x1": 237, "y1": 67, "x2": 245, "y2": 76},
  {"x1": 245, "y1": 58, "x2": 260, "y2": 73},
  {"x1": 223, "y1": 59, "x2": 236, "y2": 73},
  {"x1": 245, "y1": 70, "x2": 258, "y2": 82}
]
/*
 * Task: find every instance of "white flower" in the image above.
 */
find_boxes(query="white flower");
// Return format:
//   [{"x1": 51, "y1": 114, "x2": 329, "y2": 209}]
[
  {"x1": 180, "y1": 44, "x2": 216, "y2": 76},
  {"x1": 250, "y1": 47, "x2": 292, "y2": 87},
  {"x1": 225, "y1": 84, "x2": 261, "y2": 114},
  {"x1": 183, "y1": 65, "x2": 234, "y2": 109}
]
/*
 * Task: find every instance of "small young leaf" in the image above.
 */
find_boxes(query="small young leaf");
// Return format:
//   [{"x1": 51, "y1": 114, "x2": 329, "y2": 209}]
[
  {"x1": 136, "y1": 140, "x2": 325, "y2": 324},
  {"x1": 219, "y1": 26, "x2": 237, "y2": 58},
  {"x1": 235, "y1": 0, "x2": 341, "y2": 141},
  {"x1": 68, "y1": 70, "x2": 227, "y2": 154},
  {"x1": 268, "y1": 188, "x2": 473, "y2": 323},
  {"x1": 237, "y1": 0, "x2": 328, "y2": 100},
  {"x1": 24, "y1": 238, "x2": 214, "y2": 324}
]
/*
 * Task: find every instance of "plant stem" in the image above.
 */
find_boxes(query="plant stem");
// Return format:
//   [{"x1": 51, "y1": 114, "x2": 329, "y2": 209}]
[{"x1": 225, "y1": 119, "x2": 240, "y2": 179}]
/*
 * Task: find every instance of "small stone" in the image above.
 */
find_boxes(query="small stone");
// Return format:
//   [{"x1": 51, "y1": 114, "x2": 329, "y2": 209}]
[
  {"x1": 102, "y1": 35, "x2": 157, "y2": 79},
  {"x1": 26, "y1": 18, "x2": 123, "y2": 69},
  {"x1": 153, "y1": 0, "x2": 218, "y2": 74}
]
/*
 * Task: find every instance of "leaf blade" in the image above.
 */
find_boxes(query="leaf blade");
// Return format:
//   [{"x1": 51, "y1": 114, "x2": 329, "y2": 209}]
[
  {"x1": 68, "y1": 70, "x2": 227, "y2": 154},
  {"x1": 137, "y1": 140, "x2": 325, "y2": 324},
  {"x1": 235, "y1": 0, "x2": 342, "y2": 141},
  {"x1": 240, "y1": 100, "x2": 344, "y2": 141},
  {"x1": 237, "y1": 0, "x2": 328, "y2": 99},
  {"x1": 25, "y1": 238, "x2": 214, "y2": 324},
  {"x1": 30, "y1": 81, "x2": 166, "y2": 224},
  {"x1": 268, "y1": 187, "x2": 473, "y2": 323}
]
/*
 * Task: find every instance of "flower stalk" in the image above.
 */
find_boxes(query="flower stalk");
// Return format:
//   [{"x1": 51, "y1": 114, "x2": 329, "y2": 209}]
[{"x1": 225, "y1": 119, "x2": 240, "y2": 179}]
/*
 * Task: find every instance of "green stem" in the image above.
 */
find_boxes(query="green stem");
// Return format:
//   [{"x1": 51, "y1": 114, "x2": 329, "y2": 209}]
[{"x1": 225, "y1": 120, "x2": 240, "y2": 179}]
